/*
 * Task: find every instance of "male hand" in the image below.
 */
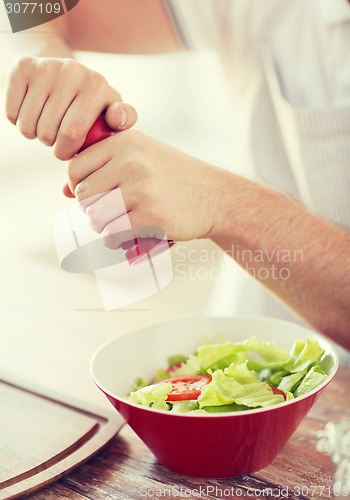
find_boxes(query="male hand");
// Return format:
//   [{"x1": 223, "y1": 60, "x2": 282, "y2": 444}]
[
  {"x1": 65, "y1": 130, "x2": 227, "y2": 247},
  {"x1": 2, "y1": 57, "x2": 137, "y2": 160}
]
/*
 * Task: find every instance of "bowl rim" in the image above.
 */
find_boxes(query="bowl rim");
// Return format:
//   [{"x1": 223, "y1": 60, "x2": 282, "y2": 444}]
[{"x1": 90, "y1": 314, "x2": 339, "y2": 418}]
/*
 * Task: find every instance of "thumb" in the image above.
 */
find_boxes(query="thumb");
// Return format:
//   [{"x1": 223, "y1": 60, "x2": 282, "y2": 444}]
[{"x1": 105, "y1": 101, "x2": 138, "y2": 131}]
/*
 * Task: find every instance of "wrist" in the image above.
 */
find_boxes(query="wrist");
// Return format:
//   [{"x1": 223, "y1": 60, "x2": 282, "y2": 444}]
[
  {"x1": 26, "y1": 32, "x2": 73, "y2": 58},
  {"x1": 7, "y1": 24, "x2": 73, "y2": 61},
  {"x1": 206, "y1": 170, "x2": 243, "y2": 242},
  {"x1": 207, "y1": 172, "x2": 289, "y2": 251}
]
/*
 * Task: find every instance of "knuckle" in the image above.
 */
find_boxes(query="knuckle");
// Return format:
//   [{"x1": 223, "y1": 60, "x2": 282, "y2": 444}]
[
  {"x1": 36, "y1": 58, "x2": 53, "y2": 77},
  {"x1": 61, "y1": 60, "x2": 107, "y2": 92},
  {"x1": 88, "y1": 70, "x2": 107, "y2": 91},
  {"x1": 18, "y1": 123, "x2": 36, "y2": 139},
  {"x1": 37, "y1": 128, "x2": 56, "y2": 146},
  {"x1": 62, "y1": 58, "x2": 77, "y2": 70},
  {"x1": 61, "y1": 58, "x2": 81, "y2": 77},
  {"x1": 16, "y1": 56, "x2": 60, "y2": 80},
  {"x1": 60, "y1": 120, "x2": 85, "y2": 142},
  {"x1": 123, "y1": 152, "x2": 150, "y2": 180},
  {"x1": 16, "y1": 56, "x2": 32, "y2": 72},
  {"x1": 54, "y1": 148, "x2": 72, "y2": 161}
]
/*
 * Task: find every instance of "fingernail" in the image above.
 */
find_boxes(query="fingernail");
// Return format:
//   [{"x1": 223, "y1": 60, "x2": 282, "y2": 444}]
[
  {"x1": 75, "y1": 183, "x2": 84, "y2": 199},
  {"x1": 119, "y1": 108, "x2": 127, "y2": 128}
]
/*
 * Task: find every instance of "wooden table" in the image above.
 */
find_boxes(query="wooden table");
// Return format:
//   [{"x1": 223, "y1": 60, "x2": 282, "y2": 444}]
[{"x1": 26, "y1": 364, "x2": 349, "y2": 500}]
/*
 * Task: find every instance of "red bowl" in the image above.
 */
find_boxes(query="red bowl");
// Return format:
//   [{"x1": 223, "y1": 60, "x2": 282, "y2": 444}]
[{"x1": 90, "y1": 316, "x2": 338, "y2": 478}]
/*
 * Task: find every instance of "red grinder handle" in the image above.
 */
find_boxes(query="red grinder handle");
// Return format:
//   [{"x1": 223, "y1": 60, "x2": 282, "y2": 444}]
[{"x1": 80, "y1": 114, "x2": 114, "y2": 152}]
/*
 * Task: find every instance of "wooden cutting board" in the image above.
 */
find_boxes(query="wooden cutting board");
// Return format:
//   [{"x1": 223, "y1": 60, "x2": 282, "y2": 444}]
[{"x1": 0, "y1": 373, "x2": 124, "y2": 500}]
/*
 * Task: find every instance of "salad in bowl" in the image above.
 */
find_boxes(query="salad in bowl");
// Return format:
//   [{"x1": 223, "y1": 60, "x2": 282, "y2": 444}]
[{"x1": 128, "y1": 335, "x2": 330, "y2": 413}]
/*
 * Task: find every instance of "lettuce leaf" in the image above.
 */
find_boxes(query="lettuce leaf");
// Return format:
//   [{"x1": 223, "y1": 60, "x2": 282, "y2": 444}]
[
  {"x1": 286, "y1": 338, "x2": 324, "y2": 373},
  {"x1": 128, "y1": 382, "x2": 171, "y2": 410},
  {"x1": 294, "y1": 366, "x2": 328, "y2": 397},
  {"x1": 171, "y1": 400, "x2": 199, "y2": 412},
  {"x1": 198, "y1": 362, "x2": 284, "y2": 409},
  {"x1": 196, "y1": 342, "x2": 247, "y2": 371},
  {"x1": 245, "y1": 337, "x2": 291, "y2": 371},
  {"x1": 278, "y1": 370, "x2": 307, "y2": 393},
  {"x1": 202, "y1": 403, "x2": 248, "y2": 413}
]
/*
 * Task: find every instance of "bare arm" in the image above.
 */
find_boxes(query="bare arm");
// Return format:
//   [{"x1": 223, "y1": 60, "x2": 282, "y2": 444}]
[
  {"x1": 210, "y1": 174, "x2": 350, "y2": 351},
  {"x1": 0, "y1": 0, "x2": 180, "y2": 65},
  {"x1": 64, "y1": 0, "x2": 182, "y2": 54}
]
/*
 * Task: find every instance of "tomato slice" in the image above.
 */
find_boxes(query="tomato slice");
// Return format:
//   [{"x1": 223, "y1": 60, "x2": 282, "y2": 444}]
[
  {"x1": 163, "y1": 375, "x2": 211, "y2": 401},
  {"x1": 270, "y1": 385, "x2": 287, "y2": 400}
]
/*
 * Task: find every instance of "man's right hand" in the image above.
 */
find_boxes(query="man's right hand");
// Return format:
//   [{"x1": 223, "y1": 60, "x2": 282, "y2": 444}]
[{"x1": 2, "y1": 56, "x2": 137, "y2": 160}]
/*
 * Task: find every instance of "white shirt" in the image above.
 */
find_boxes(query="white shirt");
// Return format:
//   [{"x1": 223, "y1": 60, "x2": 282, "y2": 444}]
[{"x1": 164, "y1": 0, "x2": 350, "y2": 344}]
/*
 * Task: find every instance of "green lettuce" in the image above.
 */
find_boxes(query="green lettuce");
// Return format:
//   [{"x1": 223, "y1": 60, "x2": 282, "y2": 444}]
[
  {"x1": 245, "y1": 337, "x2": 291, "y2": 371},
  {"x1": 294, "y1": 366, "x2": 328, "y2": 397},
  {"x1": 198, "y1": 362, "x2": 284, "y2": 409},
  {"x1": 171, "y1": 400, "x2": 199, "y2": 412},
  {"x1": 278, "y1": 370, "x2": 307, "y2": 393},
  {"x1": 129, "y1": 382, "x2": 171, "y2": 410},
  {"x1": 127, "y1": 335, "x2": 329, "y2": 413},
  {"x1": 196, "y1": 342, "x2": 247, "y2": 371},
  {"x1": 286, "y1": 338, "x2": 324, "y2": 372}
]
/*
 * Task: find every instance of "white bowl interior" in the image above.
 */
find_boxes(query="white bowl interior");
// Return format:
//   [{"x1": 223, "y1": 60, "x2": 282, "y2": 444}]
[{"x1": 91, "y1": 316, "x2": 338, "y2": 401}]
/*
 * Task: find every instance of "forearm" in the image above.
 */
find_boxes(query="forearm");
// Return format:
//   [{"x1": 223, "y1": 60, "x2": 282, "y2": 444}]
[
  {"x1": 210, "y1": 173, "x2": 350, "y2": 350},
  {"x1": 1, "y1": 0, "x2": 180, "y2": 70}
]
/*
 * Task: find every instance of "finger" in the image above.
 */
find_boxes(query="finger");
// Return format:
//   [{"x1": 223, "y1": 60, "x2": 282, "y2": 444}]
[
  {"x1": 73, "y1": 159, "x2": 122, "y2": 202},
  {"x1": 53, "y1": 96, "x2": 112, "y2": 161},
  {"x1": 16, "y1": 84, "x2": 51, "y2": 139},
  {"x1": 66, "y1": 141, "x2": 113, "y2": 195},
  {"x1": 36, "y1": 89, "x2": 77, "y2": 147},
  {"x1": 105, "y1": 101, "x2": 138, "y2": 131},
  {"x1": 85, "y1": 188, "x2": 128, "y2": 234},
  {"x1": 53, "y1": 100, "x2": 101, "y2": 161},
  {"x1": 3, "y1": 71, "x2": 28, "y2": 125}
]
